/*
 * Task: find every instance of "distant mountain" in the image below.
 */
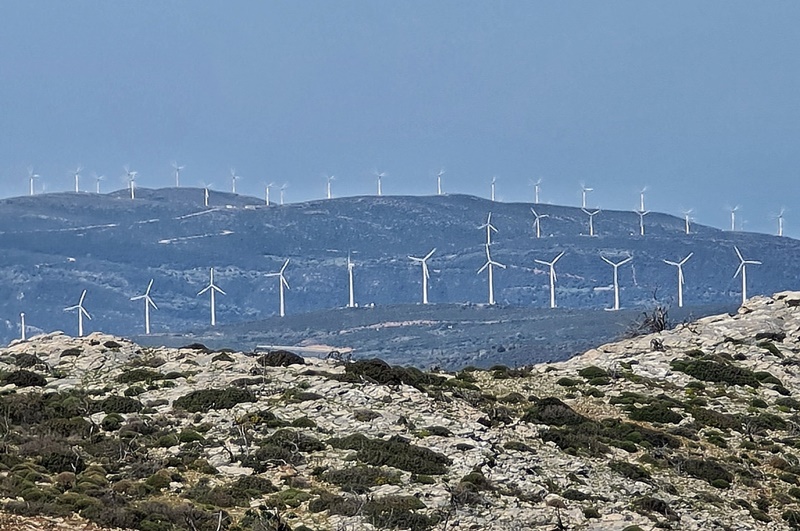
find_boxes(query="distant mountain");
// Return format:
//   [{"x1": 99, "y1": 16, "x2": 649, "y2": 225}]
[{"x1": 0, "y1": 188, "x2": 797, "y2": 348}]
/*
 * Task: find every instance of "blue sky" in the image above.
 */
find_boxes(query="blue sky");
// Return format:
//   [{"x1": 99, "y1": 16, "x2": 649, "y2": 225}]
[{"x1": 2, "y1": 1, "x2": 799, "y2": 236}]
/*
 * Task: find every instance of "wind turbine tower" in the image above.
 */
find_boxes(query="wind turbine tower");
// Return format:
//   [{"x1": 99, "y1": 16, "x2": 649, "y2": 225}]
[
  {"x1": 729, "y1": 206, "x2": 739, "y2": 231},
  {"x1": 682, "y1": 210, "x2": 693, "y2": 235},
  {"x1": 172, "y1": 162, "x2": 184, "y2": 187},
  {"x1": 94, "y1": 174, "x2": 105, "y2": 194},
  {"x1": 375, "y1": 171, "x2": 386, "y2": 196},
  {"x1": 479, "y1": 212, "x2": 498, "y2": 246},
  {"x1": 230, "y1": 168, "x2": 240, "y2": 194},
  {"x1": 280, "y1": 184, "x2": 287, "y2": 205},
  {"x1": 20, "y1": 312, "x2": 26, "y2": 341},
  {"x1": 601, "y1": 255, "x2": 632, "y2": 311},
  {"x1": 531, "y1": 208, "x2": 549, "y2": 239},
  {"x1": 72, "y1": 166, "x2": 83, "y2": 193},
  {"x1": 203, "y1": 185, "x2": 211, "y2": 207},
  {"x1": 490, "y1": 176, "x2": 497, "y2": 201},
  {"x1": 27, "y1": 167, "x2": 39, "y2": 196},
  {"x1": 197, "y1": 268, "x2": 225, "y2": 326},
  {"x1": 534, "y1": 251, "x2": 565, "y2": 309},
  {"x1": 266, "y1": 259, "x2": 290, "y2": 317},
  {"x1": 409, "y1": 248, "x2": 436, "y2": 304},
  {"x1": 64, "y1": 289, "x2": 91, "y2": 337},
  {"x1": 265, "y1": 183, "x2": 274, "y2": 206},
  {"x1": 124, "y1": 167, "x2": 137, "y2": 199},
  {"x1": 635, "y1": 210, "x2": 650, "y2": 236},
  {"x1": 326, "y1": 175, "x2": 335, "y2": 199},
  {"x1": 532, "y1": 179, "x2": 542, "y2": 204},
  {"x1": 131, "y1": 279, "x2": 158, "y2": 334},
  {"x1": 663, "y1": 252, "x2": 693, "y2": 308},
  {"x1": 347, "y1": 254, "x2": 356, "y2": 308},
  {"x1": 581, "y1": 184, "x2": 593, "y2": 208},
  {"x1": 437, "y1": 169, "x2": 445, "y2": 195},
  {"x1": 582, "y1": 208, "x2": 601, "y2": 237},
  {"x1": 777, "y1": 209, "x2": 786, "y2": 237},
  {"x1": 478, "y1": 244, "x2": 506, "y2": 305},
  {"x1": 639, "y1": 187, "x2": 648, "y2": 212},
  {"x1": 734, "y1": 246, "x2": 761, "y2": 305}
]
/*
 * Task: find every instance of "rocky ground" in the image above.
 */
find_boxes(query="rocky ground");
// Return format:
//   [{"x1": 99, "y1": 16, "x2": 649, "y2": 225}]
[{"x1": 2, "y1": 292, "x2": 800, "y2": 530}]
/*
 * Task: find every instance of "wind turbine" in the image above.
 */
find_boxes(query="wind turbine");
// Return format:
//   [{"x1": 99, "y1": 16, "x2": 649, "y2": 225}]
[
  {"x1": 582, "y1": 208, "x2": 601, "y2": 237},
  {"x1": 639, "y1": 187, "x2": 648, "y2": 212},
  {"x1": 478, "y1": 244, "x2": 505, "y2": 305},
  {"x1": 27, "y1": 167, "x2": 39, "y2": 196},
  {"x1": 580, "y1": 184, "x2": 593, "y2": 208},
  {"x1": 531, "y1": 208, "x2": 549, "y2": 239},
  {"x1": 280, "y1": 184, "x2": 288, "y2": 205},
  {"x1": 479, "y1": 212, "x2": 498, "y2": 246},
  {"x1": 534, "y1": 251, "x2": 565, "y2": 309},
  {"x1": 326, "y1": 175, "x2": 335, "y2": 199},
  {"x1": 124, "y1": 166, "x2": 137, "y2": 200},
  {"x1": 230, "y1": 168, "x2": 240, "y2": 194},
  {"x1": 131, "y1": 279, "x2": 158, "y2": 334},
  {"x1": 601, "y1": 255, "x2": 632, "y2": 311},
  {"x1": 490, "y1": 176, "x2": 497, "y2": 201},
  {"x1": 682, "y1": 209, "x2": 693, "y2": 235},
  {"x1": 265, "y1": 182, "x2": 274, "y2": 206},
  {"x1": 729, "y1": 205, "x2": 739, "y2": 231},
  {"x1": 64, "y1": 289, "x2": 91, "y2": 337},
  {"x1": 734, "y1": 246, "x2": 761, "y2": 305},
  {"x1": 94, "y1": 173, "x2": 105, "y2": 194},
  {"x1": 776, "y1": 208, "x2": 786, "y2": 237},
  {"x1": 266, "y1": 259, "x2": 290, "y2": 317},
  {"x1": 172, "y1": 162, "x2": 184, "y2": 187},
  {"x1": 530, "y1": 179, "x2": 542, "y2": 204},
  {"x1": 635, "y1": 209, "x2": 650, "y2": 236},
  {"x1": 19, "y1": 312, "x2": 26, "y2": 341},
  {"x1": 663, "y1": 252, "x2": 693, "y2": 308},
  {"x1": 347, "y1": 253, "x2": 356, "y2": 308},
  {"x1": 197, "y1": 268, "x2": 225, "y2": 326},
  {"x1": 72, "y1": 166, "x2": 83, "y2": 193},
  {"x1": 375, "y1": 170, "x2": 386, "y2": 196},
  {"x1": 200, "y1": 182, "x2": 213, "y2": 207},
  {"x1": 409, "y1": 248, "x2": 436, "y2": 304},
  {"x1": 436, "y1": 169, "x2": 445, "y2": 195}
]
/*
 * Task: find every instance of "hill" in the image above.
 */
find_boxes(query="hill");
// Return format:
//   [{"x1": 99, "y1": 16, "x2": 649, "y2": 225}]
[
  {"x1": 0, "y1": 188, "x2": 797, "y2": 360},
  {"x1": 1, "y1": 292, "x2": 800, "y2": 529}
]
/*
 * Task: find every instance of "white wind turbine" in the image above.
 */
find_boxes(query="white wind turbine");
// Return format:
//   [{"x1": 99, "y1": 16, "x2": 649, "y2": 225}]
[
  {"x1": 530, "y1": 208, "x2": 548, "y2": 239},
  {"x1": 64, "y1": 289, "x2": 91, "y2": 337},
  {"x1": 130, "y1": 279, "x2": 158, "y2": 334},
  {"x1": 124, "y1": 166, "x2": 137, "y2": 199},
  {"x1": 734, "y1": 246, "x2": 761, "y2": 305},
  {"x1": 635, "y1": 209, "x2": 650, "y2": 236},
  {"x1": 729, "y1": 205, "x2": 739, "y2": 231},
  {"x1": 776, "y1": 208, "x2": 786, "y2": 237},
  {"x1": 19, "y1": 312, "x2": 26, "y2": 341},
  {"x1": 580, "y1": 183, "x2": 593, "y2": 208},
  {"x1": 531, "y1": 178, "x2": 542, "y2": 204},
  {"x1": 197, "y1": 268, "x2": 225, "y2": 326},
  {"x1": 326, "y1": 175, "x2": 335, "y2": 199},
  {"x1": 264, "y1": 182, "x2": 274, "y2": 206},
  {"x1": 375, "y1": 170, "x2": 386, "y2": 196},
  {"x1": 27, "y1": 167, "x2": 39, "y2": 196},
  {"x1": 601, "y1": 255, "x2": 632, "y2": 311},
  {"x1": 172, "y1": 162, "x2": 184, "y2": 187},
  {"x1": 347, "y1": 253, "x2": 356, "y2": 308},
  {"x1": 490, "y1": 176, "x2": 497, "y2": 201},
  {"x1": 582, "y1": 208, "x2": 601, "y2": 237},
  {"x1": 230, "y1": 168, "x2": 241, "y2": 194},
  {"x1": 266, "y1": 259, "x2": 290, "y2": 317},
  {"x1": 94, "y1": 173, "x2": 105, "y2": 194},
  {"x1": 534, "y1": 251, "x2": 565, "y2": 309},
  {"x1": 682, "y1": 209, "x2": 693, "y2": 235},
  {"x1": 663, "y1": 252, "x2": 693, "y2": 308},
  {"x1": 436, "y1": 169, "x2": 445, "y2": 195},
  {"x1": 409, "y1": 248, "x2": 436, "y2": 304},
  {"x1": 479, "y1": 212, "x2": 498, "y2": 246},
  {"x1": 201, "y1": 182, "x2": 213, "y2": 207},
  {"x1": 639, "y1": 187, "x2": 648, "y2": 212},
  {"x1": 280, "y1": 184, "x2": 288, "y2": 205},
  {"x1": 72, "y1": 166, "x2": 83, "y2": 193},
  {"x1": 478, "y1": 244, "x2": 505, "y2": 305}
]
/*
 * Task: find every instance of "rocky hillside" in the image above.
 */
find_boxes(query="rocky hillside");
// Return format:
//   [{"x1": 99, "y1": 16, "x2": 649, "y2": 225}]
[{"x1": 2, "y1": 293, "x2": 800, "y2": 530}]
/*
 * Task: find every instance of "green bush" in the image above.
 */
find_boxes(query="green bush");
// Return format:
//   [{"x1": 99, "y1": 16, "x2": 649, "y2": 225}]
[
  {"x1": 328, "y1": 434, "x2": 450, "y2": 475},
  {"x1": 363, "y1": 495, "x2": 435, "y2": 531},
  {"x1": 115, "y1": 368, "x2": 164, "y2": 384},
  {"x1": 556, "y1": 377, "x2": 580, "y2": 387},
  {"x1": 578, "y1": 366, "x2": 608, "y2": 379},
  {"x1": 522, "y1": 397, "x2": 587, "y2": 426},
  {"x1": 173, "y1": 388, "x2": 255, "y2": 413},
  {"x1": 628, "y1": 404, "x2": 682, "y2": 424},
  {"x1": 610, "y1": 460, "x2": 651, "y2": 482},
  {"x1": 338, "y1": 358, "x2": 444, "y2": 389},
  {"x1": 322, "y1": 465, "x2": 401, "y2": 494},
  {"x1": 670, "y1": 358, "x2": 760, "y2": 387},
  {"x1": 681, "y1": 458, "x2": 733, "y2": 485},
  {"x1": 4, "y1": 369, "x2": 47, "y2": 387},
  {"x1": 256, "y1": 350, "x2": 305, "y2": 367},
  {"x1": 97, "y1": 395, "x2": 142, "y2": 414}
]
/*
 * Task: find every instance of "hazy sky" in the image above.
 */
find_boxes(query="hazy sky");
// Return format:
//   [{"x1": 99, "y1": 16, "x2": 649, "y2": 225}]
[{"x1": 2, "y1": 2, "x2": 799, "y2": 236}]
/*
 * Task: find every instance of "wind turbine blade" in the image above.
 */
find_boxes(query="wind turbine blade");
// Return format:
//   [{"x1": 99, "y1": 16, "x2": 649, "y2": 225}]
[
  {"x1": 734, "y1": 246, "x2": 744, "y2": 262},
  {"x1": 423, "y1": 262, "x2": 430, "y2": 279},
  {"x1": 733, "y1": 263, "x2": 744, "y2": 279},
  {"x1": 148, "y1": 297, "x2": 159, "y2": 310},
  {"x1": 533, "y1": 259, "x2": 548, "y2": 266},
  {"x1": 281, "y1": 277, "x2": 290, "y2": 290},
  {"x1": 81, "y1": 308, "x2": 92, "y2": 320},
  {"x1": 197, "y1": 285, "x2": 211, "y2": 296},
  {"x1": 130, "y1": 294, "x2": 145, "y2": 301},
  {"x1": 477, "y1": 263, "x2": 489, "y2": 274},
  {"x1": 214, "y1": 286, "x2": 227, "y2": 295},
  {"x1": 79, "y1": 290, "x2": 87, "y2": 305},
  {"x1": 663, "y1": 260, "x2": 678, "y2": 267},
  {"x1": 681, "y1": 252, "x2": 694, "y2": 264},
  {"x1": 619, "y1": 257, "x2": 633, "y2": 266},
  {"x1": 145, "y1": 279, "x2": 154, "y2": 295},
  {"x1": 601, "y1": 256, "x2": 614, "y2": 266},
  {"x1": 424, "y1": 248, "x2": 436, "y2": 260},
  {"x1": 553, "y1": 251, "x2": 565, "y2": 263}
]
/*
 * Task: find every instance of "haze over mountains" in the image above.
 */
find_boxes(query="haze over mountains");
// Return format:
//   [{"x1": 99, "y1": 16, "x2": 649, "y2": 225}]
[{"x1": 0, "y1": 188, "x2": 797, "y2": 362}]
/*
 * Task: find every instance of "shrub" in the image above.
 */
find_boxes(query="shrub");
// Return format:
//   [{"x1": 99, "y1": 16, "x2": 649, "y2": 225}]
[
  {"x1": 322, "y1": 466, "x2": 401, "y2": 494},
  {"x1": 4, "y1": 369, "x2": 46, "y2": 387},
  {"x1": 308, "y1": 491, "x2": 361, "y2": 516},
  {"x1": 522, "y1": 397, "x2": 587, "y2": 426},
  {"x1": 681, "y1": 458, "x2": 733, "y2": 485},
  {"x1": 610, "y1": 460, "x2": 651, "y2": 482},
  {"x1": 628, "y1": 404, "x2": 682, "y2": 424},
  {"x1": 256, "y1": 350, "x2": 305, "y2": 367},
  {"x1": 670, "y1": 358, "x2": 760, "y2": 387},
  {"x1": 173, "y1": 388, "x2": 255, "y2": 413},
  {"x1": 96, "y1": 395, "x2": 142, "y2": 414},
  {"x1": 556, "y1": 377, "x2": 580, "y2": 387},
  {"x1": 504, "y1": 441, "x2": 535, "y2": 453},
  {"x1": 338, "y1": 358, "x2": 444, "y2": 389},
  {"x1": 578, "y1": 366, "x2": 608, "y2": 379},
  {"x1": 211, "y1": 352, "x2": 234, "y2": 363},
  {"x1": 583, "y1": 507, "x2": 601, "y2": 518},
  {"x1": 363, "y1": 495, "x2": 435, "y2": 531},
  {"x1": 178, "y1": 430, "x2": 205, "y2": 444},
  {"x1": 634, "y1": 496, "x2": 675, "y2": 518},
  {"x1": 115, "y1": 368, "x2": 163, "y2": 384},
  {"x1": 13, "y1": 353, "x2": 41, "y2": 368},
  {"x1": 328, "y1": 434, "x2": 450, "y2": 475}
]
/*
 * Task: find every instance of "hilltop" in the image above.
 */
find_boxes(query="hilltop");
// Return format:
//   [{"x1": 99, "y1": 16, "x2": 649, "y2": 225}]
[
  {"x1": 1, "y1": 292, "x2": 800, "y2": 529},
  {"x1": 0, "y1": 188, "x2": 797, "y2": 364}
]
